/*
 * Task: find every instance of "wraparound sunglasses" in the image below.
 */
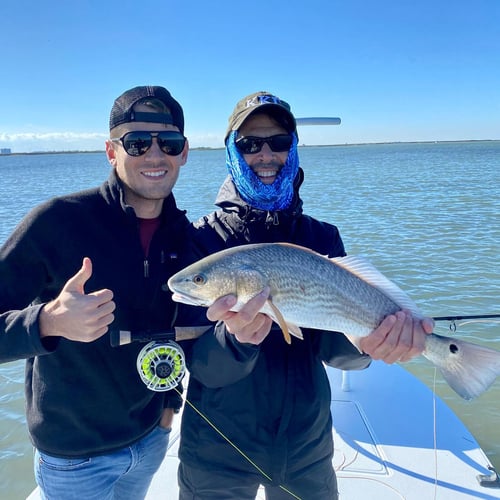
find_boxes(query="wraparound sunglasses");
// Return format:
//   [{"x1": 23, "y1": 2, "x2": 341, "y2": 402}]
[
  {"x1": 111, "y1": 131, "x2": 186, "y2": 157},
  {"x1": 235, "y1": 134, "x2": 293, "y2": 154}
]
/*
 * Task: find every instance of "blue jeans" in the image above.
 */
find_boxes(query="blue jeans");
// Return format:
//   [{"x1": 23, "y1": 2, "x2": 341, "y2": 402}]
[{"x1": 34, "y1": 425, "x2": 171, "y2": 500}]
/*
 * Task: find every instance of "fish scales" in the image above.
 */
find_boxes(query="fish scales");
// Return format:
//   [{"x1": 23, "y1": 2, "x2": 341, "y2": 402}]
[{"x1": 233, "y1": 243, "x2": 401, "y2": 335}]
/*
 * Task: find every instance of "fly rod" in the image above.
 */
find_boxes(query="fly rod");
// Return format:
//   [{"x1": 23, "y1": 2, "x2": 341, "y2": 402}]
[{"x1": 433, "y1": 314, "x2": 500, "y2": 321}]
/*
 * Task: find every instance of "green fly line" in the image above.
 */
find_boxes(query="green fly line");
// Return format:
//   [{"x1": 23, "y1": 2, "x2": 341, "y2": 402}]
[{"x1": 173, "y1": 387, "x2": 302, "y2": 500}]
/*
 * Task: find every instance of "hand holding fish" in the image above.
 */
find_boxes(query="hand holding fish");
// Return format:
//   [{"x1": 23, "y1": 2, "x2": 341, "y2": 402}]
[
  {"x1": 359, "y1": 311, "x2": 434, "y2": 363},
  {"x1": 207, "y1": 287, "x2": 273, "y2": 345},
  {"x1": 39, "y1": 257, "x2": 115, "y2": 342}
]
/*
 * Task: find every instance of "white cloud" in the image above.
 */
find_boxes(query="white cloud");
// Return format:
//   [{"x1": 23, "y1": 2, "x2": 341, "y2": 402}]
[
  {"x1": 0, "y1": 131, "x2": 227, "y2": 153},
  {"x1": 0, "y1": 132, "x2": 108, "y2": 153}
]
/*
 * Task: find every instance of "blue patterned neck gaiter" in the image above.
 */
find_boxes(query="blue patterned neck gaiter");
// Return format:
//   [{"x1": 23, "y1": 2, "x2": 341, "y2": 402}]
[{"x1": 225, "y1": 131, "x2": 299, "y2": 211}]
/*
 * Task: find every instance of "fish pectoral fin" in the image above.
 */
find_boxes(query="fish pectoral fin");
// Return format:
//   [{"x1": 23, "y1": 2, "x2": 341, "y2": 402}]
[
  {"x1": 266, "y1": 299, "x2": 292, "y2": 344},
  {"x1": 287, "y1": 323, "x2": 304, "y2": 340}
]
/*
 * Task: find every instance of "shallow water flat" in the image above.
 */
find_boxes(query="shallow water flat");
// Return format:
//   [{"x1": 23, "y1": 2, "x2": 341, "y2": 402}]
[{"x1": 1, "y1": 142, "x2": 498, "y2": 498}]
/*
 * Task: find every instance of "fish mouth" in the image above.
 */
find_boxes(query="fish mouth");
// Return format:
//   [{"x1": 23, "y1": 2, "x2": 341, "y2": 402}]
[{"x1": 171, "y1": 291, "x2": 207, "y2": 306}]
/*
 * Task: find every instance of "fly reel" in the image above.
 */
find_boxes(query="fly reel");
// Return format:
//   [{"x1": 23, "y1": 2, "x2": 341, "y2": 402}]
[{"x1": 136, "y1": 340, "x2": 186, "y2": 392}]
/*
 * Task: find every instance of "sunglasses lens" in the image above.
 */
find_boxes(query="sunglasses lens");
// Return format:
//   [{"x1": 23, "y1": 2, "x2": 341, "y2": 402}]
[
  {"x1": 235, "y1": 135, "x2": 292, "y2": 154},
  {"x1": 235, "y1": 137, "x2": 262, "y2": 154},
  {"x1": 120, "y1": 131, "x2": 186, "y2": 156},
  {"x1": 122, "y1": 132, "x2": 153, "y2": 156},
  {"x1": 157, "y1": 132, "x2": 186, "y2": 156},
  {"x1": 269, "y1": 135, "x2": 293, "y2": 152}
]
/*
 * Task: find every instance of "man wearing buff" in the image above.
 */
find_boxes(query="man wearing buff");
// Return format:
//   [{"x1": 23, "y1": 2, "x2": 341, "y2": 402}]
[{"x1": 177, "y1": 92, "x2": 434, "y2": 499}]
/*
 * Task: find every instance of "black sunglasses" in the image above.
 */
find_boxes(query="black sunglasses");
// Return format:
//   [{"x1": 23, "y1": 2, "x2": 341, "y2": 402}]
[
  {"x1": 235, "y1": 134, "x2": 293, "y2": 155},
  {"x1": 112, "y1": 131, "x2": 186, "y2": 157}
]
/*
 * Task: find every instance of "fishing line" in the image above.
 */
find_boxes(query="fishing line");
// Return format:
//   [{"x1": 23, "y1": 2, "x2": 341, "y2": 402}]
[
  {"x1": 172, "y1": 386, "x2": 302, "y2": 500},
  {"x1": 125, "y1": 332, "x2": 301, "y2": 497},
  {"x1": 428, "y1": 315, "x2": 499, "y2": 499},
  {"x1": 431, "y1": 367, "x2": 438, "y2": 500},
  {"x1": 456, "y1": 319, "x2": 500, "y2": 328}
]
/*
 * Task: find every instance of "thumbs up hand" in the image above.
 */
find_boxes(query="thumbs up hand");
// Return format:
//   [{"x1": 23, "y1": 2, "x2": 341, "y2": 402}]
[{"x1": 39, "y1": 258, "x2": 116, "y2": 342}]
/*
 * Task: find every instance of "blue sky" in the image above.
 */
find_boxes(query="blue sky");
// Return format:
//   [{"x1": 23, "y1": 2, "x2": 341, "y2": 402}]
[{"x1": 1, "y1": 0, "x2": 499, "y2": 152}]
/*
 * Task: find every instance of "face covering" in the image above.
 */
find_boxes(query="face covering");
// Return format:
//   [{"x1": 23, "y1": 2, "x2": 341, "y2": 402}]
[{"x1": 225, "y1": 131, "x2": 299, "y2": 211}]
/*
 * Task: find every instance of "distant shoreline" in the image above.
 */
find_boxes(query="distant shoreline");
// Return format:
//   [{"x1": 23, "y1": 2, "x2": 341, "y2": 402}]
[{"x1": 1, "y1": 139, "x2": 498, "y2": 156}]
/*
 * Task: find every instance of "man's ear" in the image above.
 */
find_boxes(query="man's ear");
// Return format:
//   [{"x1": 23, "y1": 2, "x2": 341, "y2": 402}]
[{"x1": 105, "y1": 140, "x2": 117, "y2": 167}]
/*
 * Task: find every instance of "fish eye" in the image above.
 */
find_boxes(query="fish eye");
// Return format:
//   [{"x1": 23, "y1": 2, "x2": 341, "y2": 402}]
[{"x1": 193, "y1": 274, "x2": 206, "y2": 285}]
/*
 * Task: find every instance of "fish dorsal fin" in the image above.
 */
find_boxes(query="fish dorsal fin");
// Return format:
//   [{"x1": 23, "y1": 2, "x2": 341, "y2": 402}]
[{"x1": 331, "y1": 255, "x2": 422, "y2": 317}]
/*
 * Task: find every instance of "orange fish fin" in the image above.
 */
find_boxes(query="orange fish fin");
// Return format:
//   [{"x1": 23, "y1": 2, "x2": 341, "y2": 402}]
[
  {"x1": 287, "y1": 323, "x2": 304, "y2": 340},
  {"x1": 267, "y1": 298, "x2": 291, "y2": 344}
]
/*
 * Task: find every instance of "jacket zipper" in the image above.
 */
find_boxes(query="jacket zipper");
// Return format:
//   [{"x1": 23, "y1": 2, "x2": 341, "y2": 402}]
[
  {"x1": 144, "y1": 245, "x2": 167, "y2": 278},
  {"x1": 265, "y1": 211, "x2": 279, "y2": 228}
]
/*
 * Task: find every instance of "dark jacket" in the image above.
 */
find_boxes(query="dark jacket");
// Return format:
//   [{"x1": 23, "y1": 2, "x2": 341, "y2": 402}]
[
  {"x1": 179, "y1": 169, "x2": 371, "y2": 483},
  {"x1": 0, "y1": 170, "x2": 190, "y2": 458}
]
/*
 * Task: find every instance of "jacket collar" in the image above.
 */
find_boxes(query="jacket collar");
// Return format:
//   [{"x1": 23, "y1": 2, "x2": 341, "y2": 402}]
[
  {"x1": 215, "y1": 167, "x2": 305, "y2": 219},
  {"x1": 100, "y1": 169, "x2": 186, "y2": 225}
]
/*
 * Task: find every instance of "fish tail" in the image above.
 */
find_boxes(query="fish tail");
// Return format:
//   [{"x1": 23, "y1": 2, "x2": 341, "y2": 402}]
[{"x1": 424, "y1": 334, "x2": 500, "y2": 400}]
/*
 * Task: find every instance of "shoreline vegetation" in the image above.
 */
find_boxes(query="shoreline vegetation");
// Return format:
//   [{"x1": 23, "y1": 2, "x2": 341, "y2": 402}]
[{"x1": 0, "y1": 139, "x2": 498, "y2": 156}]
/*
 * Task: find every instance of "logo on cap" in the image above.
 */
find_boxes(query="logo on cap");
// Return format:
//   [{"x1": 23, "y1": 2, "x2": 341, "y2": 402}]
[{"x1": 246, "y1": 95, "x2": 282, "y2": 108}]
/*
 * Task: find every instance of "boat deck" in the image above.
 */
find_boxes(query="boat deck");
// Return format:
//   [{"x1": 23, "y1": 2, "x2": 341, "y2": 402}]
[
  {"x1": 146, "y1": 361, "x2": 500, "y2": 499},
  {"x1": 28, "y1": 361, "x2": 500, "y2": 499}
]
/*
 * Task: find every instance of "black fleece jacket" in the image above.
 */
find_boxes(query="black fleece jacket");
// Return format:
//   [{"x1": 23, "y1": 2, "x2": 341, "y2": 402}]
[
  {"x1": 0, "y1": 170, "x2": 191, "y2": 457},
  {"x1": 179, "y1": 169, "x2": 371, "y2": 483}
]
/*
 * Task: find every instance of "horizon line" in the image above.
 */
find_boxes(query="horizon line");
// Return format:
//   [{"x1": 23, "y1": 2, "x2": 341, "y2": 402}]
[{"x1": 1, "y1": 138, "x2": 499, "y2": 156}]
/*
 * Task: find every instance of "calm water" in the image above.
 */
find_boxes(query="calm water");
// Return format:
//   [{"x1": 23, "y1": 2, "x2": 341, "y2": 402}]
[{"x1": 0, "y1": 142, "x2": 499, "y2": 499}]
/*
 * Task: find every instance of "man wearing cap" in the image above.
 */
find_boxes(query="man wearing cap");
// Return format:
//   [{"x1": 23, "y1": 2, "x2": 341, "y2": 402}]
[
  {"x1": 0, "y1": 86, "x2": 194, "y2": 499},
  {"x1": 178, "y1": 91, "x2": 433, "y2": 499}
]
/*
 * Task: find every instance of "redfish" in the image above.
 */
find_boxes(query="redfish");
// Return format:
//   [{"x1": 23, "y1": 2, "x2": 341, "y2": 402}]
[{"x1": 168, "y1": 242, "x2": 500, "y2": 400}]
